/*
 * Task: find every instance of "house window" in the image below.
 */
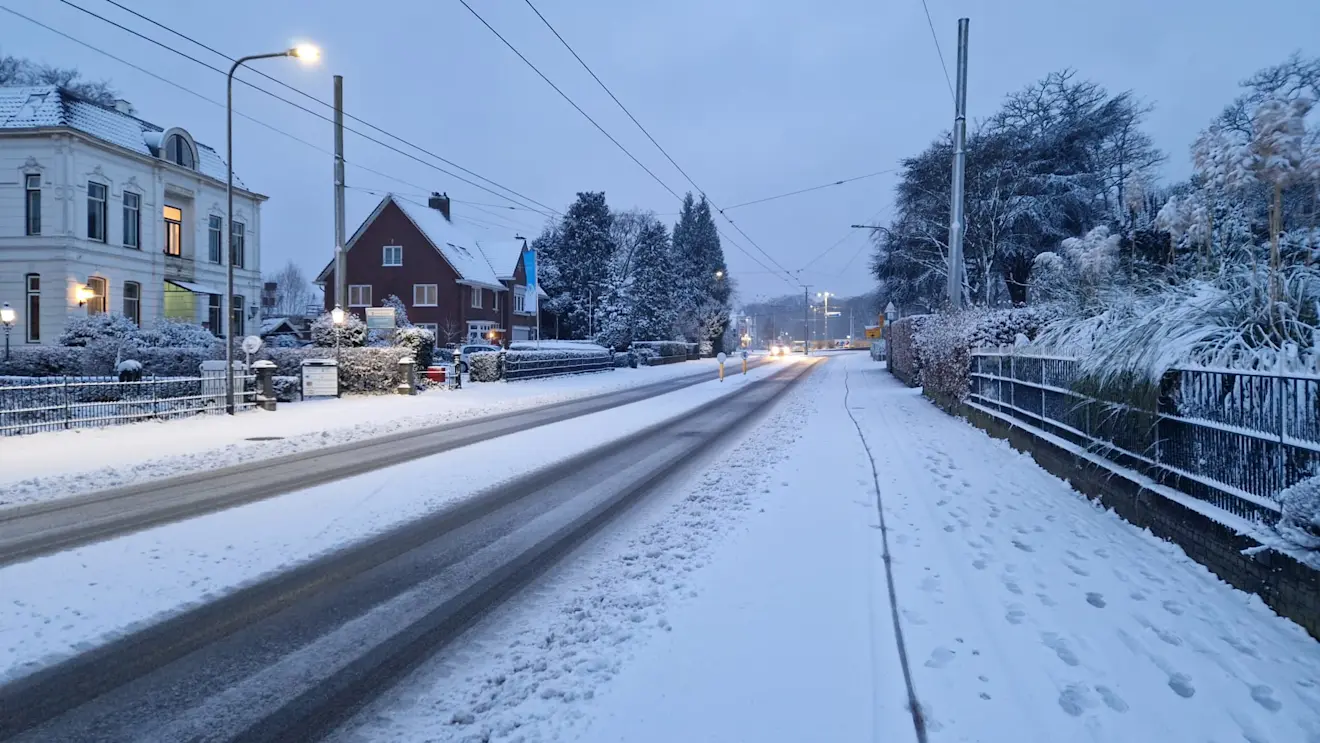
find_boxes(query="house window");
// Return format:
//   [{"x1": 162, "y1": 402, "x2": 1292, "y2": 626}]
[
  {"x1": 231, "y1": 295, "x2": 245, "y2": 336},
  {"x1": 86, "y1": 276, "x2": 107, "y2": 315},
  {"x1": 466, "y1": 321, "x2": 494, "y2": 343},
  {"x1": 470, "y1": 287, "x2": 482, "y2": 309},
  {"x1": 122, "y1": 192, "x2": 141, "y2": 249},
  {"x1": 514, "y1": 287, "x2": 527, "y2": 314},
  {"x1": 24, "y1": 274, "x2": 39, "y2": 343},
  {"x1": 348, "y1": 285, "x2": 372, "y2": 307},
  {"x1": 123, "y1": 281, "x2": 141, "y2": 325},
  {"x1": 207, "y1": 294, "x2": 222, "y2": 334},
  {"x1": 382, "y1": 245, "x2": 402, "y2": 266},
  {"x1": 87, "y1": 182, "x2": 108, "y2": 242},
  {"x1": 413, "y1": 283, "x2": 438, "y2": 307},
  {"x1": 208, "y1": 215, "x2": 223, "y2": 263},
  {"x1": 165, "y1": 134, "x2": 194, "y2": 169},
  {"x1": 164, "y1": 205, "x2": 183, "y2": 256},
  {"x1": 25, "y1": 174, "x2": 40, "y2": 236},
  {"x1": 230, "y1": 221, "x2": 245, "y2": 268}
]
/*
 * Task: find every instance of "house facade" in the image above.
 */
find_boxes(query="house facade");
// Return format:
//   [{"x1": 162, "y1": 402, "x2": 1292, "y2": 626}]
[
  {"x1": 0, "y1": 86, "x2": 267, "y2": 346},
  {"x1": 317, "y1": 193, "x2": 542, "y2": 345}
]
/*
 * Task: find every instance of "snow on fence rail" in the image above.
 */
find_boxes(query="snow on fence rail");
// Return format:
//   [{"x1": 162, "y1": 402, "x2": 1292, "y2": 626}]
[
  {"x1": 503, "y1": 348, "x2": 613, "y2": 381},
  {"x1": 968, "y1": 350, "x2": 1320, "y2": 522},
  {"x1": 0, "y1": 374, "x2": 257, "y2": 435}
]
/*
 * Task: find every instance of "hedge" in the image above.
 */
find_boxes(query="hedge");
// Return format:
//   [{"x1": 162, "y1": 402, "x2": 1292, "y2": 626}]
[
  {"x1": 892, "y1": 307, "x2": 1057, "y2": 402},
  {"x1": 632, "y1": 341, "x2": 688, "y2": 358},
  {"x1": 468, "y1": 351, "x2": 502, "y2": 382},
  {"x1": 886, "y1": 315, "x2": 930, "y2": 387},
  {"x1": 256, "y1": 347, "x2": 413, "y2": 395}
]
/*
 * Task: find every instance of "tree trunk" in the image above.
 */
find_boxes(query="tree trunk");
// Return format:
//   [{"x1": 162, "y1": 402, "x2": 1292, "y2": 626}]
[{"x1": 1271, "y1": 184, "x2": 1283, "y2": 303}]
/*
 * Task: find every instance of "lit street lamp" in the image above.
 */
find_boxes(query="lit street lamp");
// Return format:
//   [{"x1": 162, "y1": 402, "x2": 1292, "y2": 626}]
[
  {"x1": 714, "y1": 269, "x2": 725, "y2": 280},
  {"x1": 0, "y1": 302, "x2": 15, "y2": 361},
  {"x1": 331, "y1": 305, "x2": 345, "y2": 364},
  {"x1": 225, "y1": 43, "x2": 319, "y2": 415}
]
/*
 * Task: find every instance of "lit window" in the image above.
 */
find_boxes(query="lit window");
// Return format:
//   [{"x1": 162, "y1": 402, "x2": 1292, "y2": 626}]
[
  {"x1": 348, "y1": 285, "x2": 372, "y2": 307},
  {"x1": 164, "y1": 205, "x2": 182, "y2": 256},
  {"x1": 383, "y1": 245, "x2": 402, "y2": 266},
  {"x1": 87, "y1": 182, "x2": 107, "y2": 242},
  {"x1": 86, "y1": 276, "x2": 107, "y2": 315},
  {"x1": 413, "y1": 284, "x2": 438, "y2": 306}
]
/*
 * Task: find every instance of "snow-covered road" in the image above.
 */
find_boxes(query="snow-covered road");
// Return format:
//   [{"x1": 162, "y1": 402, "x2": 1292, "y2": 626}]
[{"x1": 336, "y1": 351, "x2": 1320, "y2": 743}]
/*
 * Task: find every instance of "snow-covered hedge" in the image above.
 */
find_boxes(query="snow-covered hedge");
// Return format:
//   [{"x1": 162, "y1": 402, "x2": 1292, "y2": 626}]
[
  {"x1": 886, "y1": 315, "x2": 930, "y2": 387},
  {"x1": 58, "y1": 314, "x2": 141, "y2": 347},
  {"x1": 503, "y1": 348, "x2": 613, "y2": 381},
  {"x1": 1276, "y1": 475, "x2": 1320, "y2": 551},
  {"x1": 914, "y1": 307, "x2": 1057, "y2": 404},
  {"x1": 0, "y1": 346, "x2": 92, "y2": 377},
  {"x1": 258, "y1": 347, "x2": 408, "y2": 394},
  {"x1": 510, "y1": 340, "x2": 607, "y2": 352},
  {"x1": 468, "y1": 351, "x2": 502, "y2": 382},
  {"x1": 310, "y1": 311, "x2": 367, "y2": 348},
  {"x1": 272, "y1": 375, "x2": 301, "y2": 403},
  {"x1": 631, "y1": 340, "x2": 687, "y2": 358},
  {"x1": 393, "y1": 326, "x2": 436, "y2": 369}
]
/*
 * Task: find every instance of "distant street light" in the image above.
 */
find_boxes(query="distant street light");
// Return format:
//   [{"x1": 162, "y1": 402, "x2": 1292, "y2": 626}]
[
  {"x1": 0, "y1": 302, "x2": 15, "y2": 362},
  {"x1": 714, "y1": 269, "x2": 725, "y2": 280},
  {"x1": 225, "y1": 43, "x2": 320, "y2": 415}
]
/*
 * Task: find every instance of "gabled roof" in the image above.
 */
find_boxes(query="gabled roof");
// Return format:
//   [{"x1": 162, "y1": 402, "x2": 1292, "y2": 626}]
[
  {"x1": 476, "y1": 239, "x2": 527, "y2": 281},
  {"x1": 0, "y1": 85, "x2": 249, "y2": 189},
  {"x1": 317, "y1": 194, "x2": 506, "y2": 290}
]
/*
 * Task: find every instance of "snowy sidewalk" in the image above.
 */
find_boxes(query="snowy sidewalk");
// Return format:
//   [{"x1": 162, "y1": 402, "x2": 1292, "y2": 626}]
[
  {"x1": 377, "y1": 351, "x2": 1320, "y2": 743},
  {"x1": 0, "y1": 360, "x2": 732, "y2": 509}
]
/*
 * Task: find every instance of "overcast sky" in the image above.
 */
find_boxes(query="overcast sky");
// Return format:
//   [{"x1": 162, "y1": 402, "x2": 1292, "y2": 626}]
[{"x1": 4, "y1": 0, "x2": 1317, "y2": 303}]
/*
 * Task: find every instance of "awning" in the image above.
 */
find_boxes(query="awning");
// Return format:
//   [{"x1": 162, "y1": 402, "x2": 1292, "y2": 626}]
[{"x1": 166, "y1": 279, "x2": 223, "y2": 295}]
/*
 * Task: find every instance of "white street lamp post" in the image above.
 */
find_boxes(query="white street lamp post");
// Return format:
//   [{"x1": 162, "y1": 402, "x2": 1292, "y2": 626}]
[
  {"x1": 0, "y1": 302, "x2": 15, "y2": 362},
  {"x1": 225, "y1": 43, "x2": 319, "y2": 414}
]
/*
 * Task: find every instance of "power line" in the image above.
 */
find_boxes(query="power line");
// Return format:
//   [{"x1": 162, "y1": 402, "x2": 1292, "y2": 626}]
[
  {"x1": 518, "y1": 0, "x2": 798, "y2": 284},
  {"x1": 723, "y1": 168, "x2": 898, "y2": 211},
  {"x1": 54, "y1": 0, "x2": 559, "y2": 217},
  {"x1": 0, "y1": 5, "x2": 474, "y2": 206},
  {"x1": 458, "y1": 0, "x2": 786, "y2": 282},
  {"x1": 918, "y1": 0, "x2": 955, "y2": 100}
]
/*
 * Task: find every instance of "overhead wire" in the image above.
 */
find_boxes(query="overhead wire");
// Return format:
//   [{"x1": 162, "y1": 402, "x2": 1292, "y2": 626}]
[
  {"x1": 53, "y1": 0, "x2": 560, "y2": 217},
  {"x1": 722, "y1": 168, "x2": 898, "y2": 211},
  {"x1": 918, "y1": 0, "x2": 955, "y2": 101},
  {"x1": 516, "y1": 0, "x2": 799, "y2": 285}
]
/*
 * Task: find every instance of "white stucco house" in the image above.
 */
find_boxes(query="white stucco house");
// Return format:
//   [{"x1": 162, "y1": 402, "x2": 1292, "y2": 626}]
[{"x1": 0, "y1": 85, "x2": 267, "y2": 346}]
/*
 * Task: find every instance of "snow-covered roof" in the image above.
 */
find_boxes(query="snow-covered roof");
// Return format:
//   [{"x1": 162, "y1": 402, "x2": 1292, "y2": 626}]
[
  {"x1": 0, "y1": 85, "x2": 249, "y2": 190},
  {"x1": 476, "y1": 239, "x2": 526, "y2": 281},
  {"x1": 260, "y1": 316, "x2": 299, "y2": 335},
  {"x1": 388, "y1": 197, "x2": 506, "y2": 290}
]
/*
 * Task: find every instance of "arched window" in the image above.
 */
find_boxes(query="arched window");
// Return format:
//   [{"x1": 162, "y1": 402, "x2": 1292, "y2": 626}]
[{"x1": 164, "y1": 134, "x2": 195, "y2": 169}]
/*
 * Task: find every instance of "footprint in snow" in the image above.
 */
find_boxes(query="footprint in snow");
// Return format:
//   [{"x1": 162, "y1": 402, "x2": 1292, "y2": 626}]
[
  {"x1": 972, "y1": 558, "x2": 988, "y2": 570},
  {"x1": 1168, "y1": 672, "x2": 1196, "y2": 698},
  {"x1": 1065, "y1": 562, "x2": 1091, "y2": 577},
  {"x1": 902, "y1": 609, "x2": 928, "y2": 626},
  {"x1": 924, "y1": 646, "x2": 955, "y2": 668},
  {"x1": 1011, "y1": 539, "x2": 1035, "y2": 553},
  {"x1": 943, "y1": 524, "x2": 956, "y2": 533},
  {"x1": 1129, "y1": 589, "x2": 1148, "y2": 602},
  {"x1": 1250, "y1": 684, "x2": 1282, "y2": 712},
  {"x1": 1003, "y1": 578, "x2": 1024, "y2": 596},
  {"x1": 1086, "y1": 592, "x2": 1106, "y2": 608},
  {"x1": 1005, "y1": 605, "x2": 1026, "y2": 625},
  {"x1": 1037, "y1": 593, "x2": 1058, "y2": 607},
  {"x1": 1096, "y1": 685, "x2": 1128, "y2": 712},
  {"x1": 1162, "y1": 600, "x2": 1185, "y2": 616},
  {"x1": 1057, "y1": 684, "x2": 1096, "y2": 716},
  {"x1": 1041, "y1": 632, "x2": 1080, "y2": 666}
]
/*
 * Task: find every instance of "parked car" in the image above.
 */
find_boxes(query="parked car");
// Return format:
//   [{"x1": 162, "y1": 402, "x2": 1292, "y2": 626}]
[{"x1": 456, "y1": 343, "x2": 500, "y2": 373}]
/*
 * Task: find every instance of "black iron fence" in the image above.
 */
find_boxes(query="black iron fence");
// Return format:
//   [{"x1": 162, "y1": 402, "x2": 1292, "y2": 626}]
[
  {"x1": 503, "y1": 353, "x2": 613, "y2": 382},
  {"x1": 968, "y1": 351, "x2": 1313, "y2": 522},
  {"x1": 0, "y1": 374, "x2": 257, "y2": 435}
]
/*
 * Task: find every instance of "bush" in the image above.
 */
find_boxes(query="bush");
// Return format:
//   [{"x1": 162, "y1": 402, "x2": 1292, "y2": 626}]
[
  {"x1": 468, "y1": 351, "x2": 502, "y2": 382},
  {"x1": 631, "y1": 340, "x2": 688, "y2": 358},
  {"x1": 910, "y1": 307, "x2": 1056, "y2": 403},
  {"x1": 1276, "y1": 475, "x2": 1320, "y2": 550},
  {"x1": 886, "y1": 315, "x2": 930, "y2": 387},
  {"x1": 266, "y1": 333, "x2": 305, "y2": 348},
  {"x1": 272, "y1": 375, "x2": 301, "y2": 402},
  {"x1": 258, "y1": 347, "x2": 406, "y2": 394},
  {"x1": 310, "y1": 311, "x2": 368, "y2": 348},
  {"x1": 634, "y1": 347, "x2": 658, "y2": 365},
  {"x1": 139, "y1": 319, "x2": 222, "y2": 349},
  {"x1": 0, "y1": 346, "x2": 89, "y2": 377},
  {"x1": 394, "y1": 326, "x2": 436, "y2": 369},
  {"x1": 133, "y1": 346, "x2": 221, "y2": 377},
  {"x1": 59, "y1": 313, "x2": 141, "y2": 347}
]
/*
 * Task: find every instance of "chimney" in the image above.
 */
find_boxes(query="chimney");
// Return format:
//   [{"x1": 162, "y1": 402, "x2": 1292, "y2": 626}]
[
  {"x1": 428, "y1": 191, "x2": 451, "y2": 222},
  {"x1": 112, "y1": 99, "x2": 136, "y2": 115}
]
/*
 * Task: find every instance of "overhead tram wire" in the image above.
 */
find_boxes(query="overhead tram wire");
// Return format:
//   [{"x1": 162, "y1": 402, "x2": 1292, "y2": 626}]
[
  {"x1": 518, "y1": 0, "x2": 798, "y2": 284},
  {"x1": 0, "y1": 6, "x2": 497, "y2": 214},
  {"x1": 722, "y1": 168, "x2": 899, "y2": 211},
  {"x1": 919, "y1": 0, "x2": 955, "y2": 101},
  {"x1": 55, "y1": 0, "x2": 560, "y2": 218},
  {"x1": 458, "y1": 0, "x2": 789, "y2": 283}
]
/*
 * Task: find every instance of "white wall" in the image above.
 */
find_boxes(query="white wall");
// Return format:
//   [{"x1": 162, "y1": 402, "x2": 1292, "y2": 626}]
[{"x1": 0, "y1": 130, "x2": 265, "y2": 345}]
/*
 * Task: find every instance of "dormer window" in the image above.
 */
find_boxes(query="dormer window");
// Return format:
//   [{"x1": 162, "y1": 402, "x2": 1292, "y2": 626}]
[{"x1": 164, "y1": 134, "x2": 195, "y2": 169}]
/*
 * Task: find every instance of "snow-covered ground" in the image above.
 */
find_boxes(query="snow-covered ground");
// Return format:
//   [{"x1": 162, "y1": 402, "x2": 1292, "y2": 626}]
[
  {"x1": 0, "y1": 359, "x2": 793, "y2": 685},
  {"x1": 0, "y1": 359, "x2": 735, "y2": 509},
  {"x1": 335, "y1": 352, "x2": 1320, "y2": 743}
]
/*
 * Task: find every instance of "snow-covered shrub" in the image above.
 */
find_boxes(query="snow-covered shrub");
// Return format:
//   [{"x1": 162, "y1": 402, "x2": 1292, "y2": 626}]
[
  {"x1": 1276, "y1": 475, "x2": 1320, "y2": 550},
  {"x1": 59, "y1": 314, "x2": 141, "y2": 347},
  {"x1": 138, "y1": 319, "x2": 220, "y2": 349},
  {"x1": 635, "y1": 347, "x2": 658, "y2": 365},
  {"x1": 272, "y1": 375, "x2": 301, "y2": 402},
  {"x1": 393, "y1": 326, "x2": 436, "y2": 369},
  {"x1": 0, "y1": 346, "x2": 89, "y2": 377},
  {"x1": 260, "y1": 347, "x2": 403, "y2": 394},
  {"x1": 886, "y1": 314, "x2": 930, "y2": 387},
  {"x1": 129, "y1": 347, "x2": 220, "y2": 377},
  {"x1": 310, "y1": 311, "x2": 367, "y2": 348},
  {"x1": 914, "y1": 307, "x2": 1058, "y2": 404},
  {"x1": 632, "y1": 340, "x2": 687, "y2": 358},
  {"x1": 468, "y1": 351, "x2": 502, "y2": 382},
  {"x1": 612, "y1": 351, "x2": 635, "y2": 368},
  {"x1": 265, "y1": 333, "x2": 304, "y2": 348},
  {"x1": 115, "y1": 359, "x2": 143, "y2": 382},
  {"x1": 503, "y1": 348, "x2": 612, "y2": 379}
]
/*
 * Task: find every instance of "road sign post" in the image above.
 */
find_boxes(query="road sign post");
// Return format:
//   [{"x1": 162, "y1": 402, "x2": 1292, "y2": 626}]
[{"x1": 717, "y1": 351, "x2": 726, "y2": 382}]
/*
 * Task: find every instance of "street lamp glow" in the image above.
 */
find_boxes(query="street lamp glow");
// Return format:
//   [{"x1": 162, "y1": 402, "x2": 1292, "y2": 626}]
[
  {"x1": 331, "y1": 306, "x2": 346, "y2": 325},
  {"x1": 75, "y1": 285, "x2": 95, "y2": 306},
  {"x1": 714, "y1": 270, "x2": 724, "y2": 280},
  {"x1": 290, "y1": 44, "x2": 321, "y2": 63},
  {"x1": 0, "y1": 303, "x2": 15, "y2": 326}
]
